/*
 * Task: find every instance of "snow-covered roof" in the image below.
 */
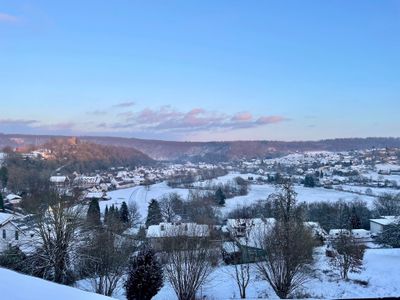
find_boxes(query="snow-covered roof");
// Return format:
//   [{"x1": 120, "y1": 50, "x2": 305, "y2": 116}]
[
  {"x1": 329, "y1": 229, "x2": 351, "y2": 236},
  {"x1": 351, "y1": 229, "x2": 371, "y2": 238},
  {"x1": 227, "y1": 218, "x2": 276, "y2": 248},
  {"x1": 0, "y1": 212, "x2": 14, "y2": 226},
  {"x1": 5, "y1": 194, "x2": 22, "y2": 201},
  {"x1": 370, "y1": 218, "x2": 397, "y2": 226},
  {"x1": 146, "y1": 222, "x2": 210, "y2": 238},
  {"x1": 50, "y1": 176, "x2": 68, "y2": 183},
  {"x1": 85, "y1": 192, "x2": 104, "y2": 199}
]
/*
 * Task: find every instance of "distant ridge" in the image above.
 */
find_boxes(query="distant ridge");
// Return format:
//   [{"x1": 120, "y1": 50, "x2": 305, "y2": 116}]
[{"x1": 1, "y1": 133, "x2": 399, "y2": 162}]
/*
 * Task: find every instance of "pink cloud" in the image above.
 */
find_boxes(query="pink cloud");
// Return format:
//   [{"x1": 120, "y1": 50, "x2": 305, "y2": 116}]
[
  {"x1": 256, "y1": 115, "x2": 287, "y2": 124},
  {"x1": 232, "y1": 112, "x2": 253, "y2": 122},
  {"x1": 103, "y1": 106, "x2": 288, "y2": 133}
]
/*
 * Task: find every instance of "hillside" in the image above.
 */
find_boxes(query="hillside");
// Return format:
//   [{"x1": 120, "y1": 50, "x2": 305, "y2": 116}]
[
  {"x1": 0, "y1": 267, "x2": 111, "y2": 300},
  {"x1": 1, "y1": 133, "x2": 400, "y2": 162},
  {"x1": 40, "y1": 138, "x2": 154, "y2": 172}
]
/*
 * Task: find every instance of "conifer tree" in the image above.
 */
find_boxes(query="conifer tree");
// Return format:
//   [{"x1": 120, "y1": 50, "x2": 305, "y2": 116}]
[
  {"x1": 120, "y1": 201, "x2": 129, "y2": 224},
  {"x1": 104, "y1": 205, "x2": 109, "y2": 223},
  {"x1": 87, "y1": 198, "x2": 101, "y2": 226},
  {"x1": 0, "y1": 193, "x2": 4, "y2": 212},
  {"x1": 215, "y1": 187, "x2": 226, "y2": 206},
  {"x1": 145, "y1": 199, "x2": 162, "y2": 227},
  {"x1": 125, "y1": 247, "x2": 163, "y2": 300}
]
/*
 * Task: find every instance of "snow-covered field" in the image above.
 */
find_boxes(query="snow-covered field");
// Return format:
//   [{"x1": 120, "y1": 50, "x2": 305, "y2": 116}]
[
  {"x1": 99, "y1": 172, "x2": 378, "y2": 221},
  {"x1": 339, "y1": 184, "x2": 399, "y2": 197},
  {"x1": 0, "y1": 268, "x2": 112, "y2": 300},
  {"x1": 364, "y1": 171, "x2": 400, "y2": 185},
  {"x1": 99, "y1": 182, "x2": 190, "y2": 221},
  {"x1": 222, "y1": 184, "x2": 376, "y2": 215}
]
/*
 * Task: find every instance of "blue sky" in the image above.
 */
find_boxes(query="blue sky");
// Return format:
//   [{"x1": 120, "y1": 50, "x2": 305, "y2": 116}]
[{"x1": 0, "y1": 0, "x2": 399, "y2": 141}]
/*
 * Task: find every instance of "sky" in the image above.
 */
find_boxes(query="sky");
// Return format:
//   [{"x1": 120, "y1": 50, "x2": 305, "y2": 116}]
[{"x1": 0, "y1": 0, "x2": 399, "y2": 142}]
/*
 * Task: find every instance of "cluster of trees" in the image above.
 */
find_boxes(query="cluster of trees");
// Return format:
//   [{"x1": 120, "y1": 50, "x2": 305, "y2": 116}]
[
  {"x1": 167, "y1": 167, "x2": 228, "y2": 188},
  {"x1": 42, "y1": 139, "x2": 153, "y2": 173},
  {"x1": 0, "y1": 196, "x2": 143, "y2": 297},
  {"x1": 303, "y1": 174, "x2": 317, "y2": 188},
  {"x1": 146, "y1": 191, "x2": 223, "y2": 227},
  {"x1": 303, "y1": 199, "x2": 372, "y2": 231},
  {"x1": 1, "y1": 152, "x2": 54, "y2": 199}
]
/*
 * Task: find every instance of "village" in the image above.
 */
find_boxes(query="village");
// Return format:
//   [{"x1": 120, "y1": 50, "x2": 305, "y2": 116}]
[{"x1": 0, "y1": 145, "x2": 399, "y2": 299}]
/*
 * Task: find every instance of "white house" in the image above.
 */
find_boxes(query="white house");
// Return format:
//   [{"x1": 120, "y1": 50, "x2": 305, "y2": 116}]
[
  {"x1": 370, "y1": 216, "x2": 398, "y2": 235},
  {"x1": 50, "y1": 176, "x2": 70, "y2": 188},
  {"x1": 0, "y1": 213, "x2": 31, "y2": 252},
  {"x1": 146, "y1": 222, "x2": 210, "y2": 239}
]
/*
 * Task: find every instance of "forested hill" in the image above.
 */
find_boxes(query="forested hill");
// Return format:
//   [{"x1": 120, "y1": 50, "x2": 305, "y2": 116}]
[
  {"x1": 41, "y1": 138, "x2": 154, "y2": 172},
  {"x1": 1, "y1": 133, "x2": 400, "y2": 162}
]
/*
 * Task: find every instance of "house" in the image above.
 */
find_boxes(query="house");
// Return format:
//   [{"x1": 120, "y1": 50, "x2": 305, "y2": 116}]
[
  {"x1": 223, "y1": 218, "x2": 275, "y2": 264},
  {"x1": 5, "y1": 194, "x2": 22, "y2": 206},
  {"x1": 328, "y1": 229, "x2": 351, "y2": 240},
  {"x1": 146, "y1": 222, "x2": 210, "y2": 251},
  {"x1": 84, "y1": 190, "x2": 110, "y2": 201},
  {"x1": 50, "y1": 176, "x2": 70, "y2": 188},
  {"x1": 0, "y1": 212, "x2": 32, "y2": 252},
  {"x1": 351, "y1": 229, "x2": 372, "y2": 243},
  {"x1": 73, "y1": 175, "x2": 102, "y2": 189},
  {"x1": 370, "y1": 216, "x2": 398, "y2": 235}
]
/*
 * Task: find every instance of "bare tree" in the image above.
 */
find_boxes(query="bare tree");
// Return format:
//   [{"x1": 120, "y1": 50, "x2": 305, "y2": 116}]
[
  {"x1": 80, "y1": 228, "x2": 133, "y2": 296},
  {"x1": 255, "y1": 181, "x2": 315, "y2": 299},
  {"x1": 28, "y1": 198, "x2": 83, "y2": 284},
  {"x1": 159, "y1": 193, "x2": 182, "y2": 222},
  {"x1": 373, "y1": 193, "x2": 400, "y2": 216},
  {"x1": 161, "y1": 226, "x2": 216, "y2": 300},
  {"x1": 232, "y1": 258, "x2": 251, "y2": 299},
  {"x1": 224, "y1": 222, "x2": 253, "y2": 299},
  {"x1": 330, "y1": 233, "x2": 365, "y2": 280},
  {"x1": 128, "y1": 201, "x2": 142, "y2": 227}
]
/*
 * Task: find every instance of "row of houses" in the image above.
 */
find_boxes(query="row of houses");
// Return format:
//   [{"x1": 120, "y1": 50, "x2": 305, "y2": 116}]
[{"x1": 141, "y1": 215, "x2": 399, "y2": 265}]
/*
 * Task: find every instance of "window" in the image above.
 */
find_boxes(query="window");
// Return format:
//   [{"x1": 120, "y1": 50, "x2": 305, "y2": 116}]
[
  {"x1": 15, "y1": 231, "x2": 19, "y2": 241},
  {"x1": 160, "y1": 225, "x2": 165, "y2": 231},
  {"x1": 2, "y1": 229, "x2": 6, "y2": 239}
]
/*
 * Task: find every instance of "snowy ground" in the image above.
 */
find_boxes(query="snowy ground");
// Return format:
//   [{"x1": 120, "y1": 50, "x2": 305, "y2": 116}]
[
  {"x1": 338, "y1": 184, "x2": 399, "y2": 197},
  {"x1": 222, "y1": 183, "x2": 376, "y2": 215},
  {"x1": 99, "y1": 173, "x2": 378, "y2": 222},
  {"x1": 99, "y1": 182, "x2": 190, "y2": 222},
  {"x1": 364, "y1": 171, "x2": 400, "y2": 185},
  {"x1": 155, "y1": 247, "x2": 400, "y2": 299},
  {"x1": 303, "y1": 247, "x2": 400, "y2": 299},
  {"x1": 0, "y1": 268, "x2": 112, "y2": 300},
  {"x1": 108, "y1": 247, "x2": 400, "y2": 300}
]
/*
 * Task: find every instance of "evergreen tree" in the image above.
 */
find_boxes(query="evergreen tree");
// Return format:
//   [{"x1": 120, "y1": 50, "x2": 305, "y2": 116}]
[
  {"x1": 0, "y1": 166, "x2": 8, "y2": 189},
  {"x1": 120, "y1": 201, "x2": 129, "y2": 224},
  {"x1": 350, "y1": 206, "x2": 361, "y2": 229},
  {"x1": 104, "y1": 205, "x2": 109, "y2": 224},
  {"x1": 215, "y1": 187, "x2": 226, "y2": 206},
  {"x1": 125, "y1": 247, "x2": 163, "y2": 300},
  {"x1": 145, "y1": 199, "x2": 162, "y2": 227},
  {"x1": 304, "y1": 175, "x2": 316, "y2": 188},
  {"x1": 0, "y1": 193, "x2": 4, "y2": 211},
  {"x1": 87, "y1": 198, "x2": 101, "y2": 226}
]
